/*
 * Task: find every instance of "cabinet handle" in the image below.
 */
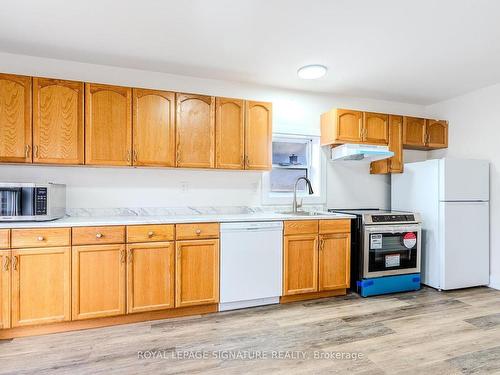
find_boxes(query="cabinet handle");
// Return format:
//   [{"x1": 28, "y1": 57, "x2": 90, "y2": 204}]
[
  {"x1": 12, "y1": 255, "x2": 18, "y2": 271},
  {"x1": 120, "y1": 249, "x2": 126, "y2": 263},
  {"x1": 127, "y1": 150, "x2": 131, "y2": 162},
  {"x1": 320, "y1": 239, "x2": 324, "y2": 251},
  {"x1": 176, "y1": 148, "x2": 181, "y2": 163},
  {"x1": 37, "y1": 236, "x2": 45, "y2": 241},
  {"x1": 25, "y1": 144, "x2": 31, "y2": 158},
  {"x1": 128, "y1": 249, "x2": 133, "y2": 263},
  {"x1": 96, "y1": 232, "x2": 103, "y2": 239},
  {"x1": 240, "y1": 155, "x2": 245, "y2": 167},
  {"x1": 133, "y1": 150, "x2": 138, "y2": 163},
  {"x1": 195, "y1": 229, "x2": 202, "y2": 236},
  {"x1": 147, "y1": 231, "x2": 154, "y2": 238},
  {"x1": 3, "y1": 256, "x2": 9, "y2": 271},
  {"x1": 34, "y1": 145, "x2": 39, "y2": 158}
]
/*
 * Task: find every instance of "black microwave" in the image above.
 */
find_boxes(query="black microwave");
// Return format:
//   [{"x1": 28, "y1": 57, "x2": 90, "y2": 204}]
[{"x1": 0, "y1": 183, "x2": 66, "y2": 221}]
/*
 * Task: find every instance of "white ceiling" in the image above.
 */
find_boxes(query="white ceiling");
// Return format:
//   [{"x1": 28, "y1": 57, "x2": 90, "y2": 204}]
[{"x1": 1, "y1": 0, "x2": 500, "y2": 104}]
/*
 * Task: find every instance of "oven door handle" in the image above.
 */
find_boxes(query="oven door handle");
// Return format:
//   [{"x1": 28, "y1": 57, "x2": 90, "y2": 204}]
[{"x1": 364, "y1": 225, "x2": 421, "y2": 234}]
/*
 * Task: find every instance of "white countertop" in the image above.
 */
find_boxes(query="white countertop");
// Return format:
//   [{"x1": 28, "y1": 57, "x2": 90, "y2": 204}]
[{"x1": 0, "y1": 212, "x2": 355, "y2": 229}]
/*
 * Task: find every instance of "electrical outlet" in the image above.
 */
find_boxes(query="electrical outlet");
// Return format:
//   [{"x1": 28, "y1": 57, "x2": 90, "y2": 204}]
[{"x1": 180, "y1": 181, "x2": 189, "y2": 192}]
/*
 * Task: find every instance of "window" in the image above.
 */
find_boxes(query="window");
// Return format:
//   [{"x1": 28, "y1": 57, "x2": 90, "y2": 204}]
[
  {"x1": 261, "y1": 133, "x2": 325, "y2": 206},
  {"x1": 270, "y1": 137, "x2": 312, "y2": 192}
]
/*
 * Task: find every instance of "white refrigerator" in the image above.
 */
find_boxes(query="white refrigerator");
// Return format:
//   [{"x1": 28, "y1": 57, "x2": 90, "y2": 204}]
[{"x1": 391, "y1": 158, "x2": 490, "y2": 290}]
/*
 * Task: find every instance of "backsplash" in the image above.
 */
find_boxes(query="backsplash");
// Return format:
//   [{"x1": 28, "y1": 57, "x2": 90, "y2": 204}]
[{"x1": 66, "y1": 205, "x2": 327, "y2": 217}]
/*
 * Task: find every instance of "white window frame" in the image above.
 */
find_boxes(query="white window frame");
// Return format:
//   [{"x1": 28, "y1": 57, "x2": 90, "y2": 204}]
[{"x1": 261, "y1": 133, "x2": 326, "y2": 206}]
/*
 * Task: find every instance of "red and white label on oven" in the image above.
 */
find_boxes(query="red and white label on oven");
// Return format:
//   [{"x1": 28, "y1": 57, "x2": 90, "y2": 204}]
[{"x1": 402, "y1": 232, "x2": 417, "y2": 249}]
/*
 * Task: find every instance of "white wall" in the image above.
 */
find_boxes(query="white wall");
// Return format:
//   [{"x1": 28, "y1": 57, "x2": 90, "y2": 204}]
[
  {"x1": 0, "y1": 52, "x2": 427, "y2": 209},
  {"x1": 426, "y1": 83, "x2": 500, "y2": 289}
]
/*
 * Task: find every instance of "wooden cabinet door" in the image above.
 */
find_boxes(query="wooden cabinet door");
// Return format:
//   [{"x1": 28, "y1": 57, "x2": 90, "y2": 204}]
[
  {"x1": 176, "y1": 93, "x2": 215, "y2": 168},
  {"x1": 33, "y1": 78, "x2": 84, "y2": 164},
  {"x1": 363, "y1": 112, "x2": 388, "y2": 145},
  {"x1": 72, "y1": 244, "x2": 126, "y2": 320},
  {"x1": 283, "y1": 234, "x2": 318, "y2": 296},
  {"x1": 85, "y1": 83, "x2": 132, "y2": 166},
  {"x1": 133, "y1": 88, "x2": 175, "y2": 167},
  {"x1": 11, "y1": 247, "x2": 71, "y2": 327},
  {"x1": 216, "y1": 97, "x2": 244, "y2": 169},
  {"x1": 127, "y1": 242, "x2": 175, "y2": 313},
  {"x1": 245, "y1": 101, "x2": 272, "y2": 170},
  {"x1": 319, "y1": 233, "x2": 350, "y2": 291},
  {"x1": 336, "y1": 109, "x2": 363, "y2": 143},
  {"x1": 0, "y1": 73, "x2": 32, "y2": 163},
  {"x1": 388, "y1": 115, "x2": 404, "y2": 172},
  {"x1": 175, "y1": 239, "x2": 219, "y2": 307},
  {"x1": 403, "y1": 117, "x2": 426, "y2": 148},
  {"x1": 426, "y1": 119, "x2": 448, "y2": 149},
  {"x1": 0, "y1": 250, "x2": 11, "y2": 329},
  {"x1": 372, "y1": 115, "x2": 404, "y2": 174}
]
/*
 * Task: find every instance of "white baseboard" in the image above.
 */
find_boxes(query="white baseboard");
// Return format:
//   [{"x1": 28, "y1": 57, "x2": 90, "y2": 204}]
[{"x1": 489, "y1": 274, "x2": 500, "y2": 290}]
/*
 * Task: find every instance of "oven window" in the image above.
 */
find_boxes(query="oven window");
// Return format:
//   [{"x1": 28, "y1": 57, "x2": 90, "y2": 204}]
[
  {"x1": 368, "y1": 232, "x2": 418, "y2": 273},
  {"x1": 0, "y1": 188, "x2": 21, "y2": 216}
]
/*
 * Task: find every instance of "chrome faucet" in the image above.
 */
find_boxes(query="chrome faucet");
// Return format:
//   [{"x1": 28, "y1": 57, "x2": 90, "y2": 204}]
[{"x1": 292, "y1": 177, "x2": 314, "y2": 213}]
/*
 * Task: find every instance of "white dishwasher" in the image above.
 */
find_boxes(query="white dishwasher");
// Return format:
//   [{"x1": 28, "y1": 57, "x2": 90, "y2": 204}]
[{"x1": 219, "y1": 221, "x2": 283, "y2": 311}]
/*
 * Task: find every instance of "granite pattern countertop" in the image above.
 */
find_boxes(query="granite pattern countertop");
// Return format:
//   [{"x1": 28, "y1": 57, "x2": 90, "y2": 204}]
[{"x1": 0, "y1": 211, "x2": 354, "y2": 229}]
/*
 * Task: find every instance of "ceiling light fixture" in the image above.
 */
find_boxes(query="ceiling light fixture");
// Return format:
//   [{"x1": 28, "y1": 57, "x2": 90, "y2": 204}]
[{"x1": 297, "y1": 64, "x2": 327, "y2": 79}]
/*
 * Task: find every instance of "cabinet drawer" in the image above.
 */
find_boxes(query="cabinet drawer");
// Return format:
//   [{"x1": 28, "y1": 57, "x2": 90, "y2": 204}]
[
  {"x1": 319, "y1": 220, "x2": 351, "y2": 234},
  {"x1": 72, "y1": 226, "x2": 125, "y2": 245},
  {"x1": 126, "y1": 224, "x2": 175, "y2": 243},
  {"x1": 11, "y1": 228, "x2": 71, "y2": 248},
  {"x1": 284, "y1": 220, "x2": 318, "y2": 235},
  {"x1": 175, "y1": 223, "x2": 219, "y2": 240},
  {"x1": 0, "y1": 229, "x2": 9, "y2": 249}
]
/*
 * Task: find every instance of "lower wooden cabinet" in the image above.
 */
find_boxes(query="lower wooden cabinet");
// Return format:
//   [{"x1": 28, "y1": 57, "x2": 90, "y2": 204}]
[
  {"x1": 72, "y1": 244, "x2": 126, "y2": 320},
  {"x1": 283, "y1": 220, "x2": 351, "y2": 300},
  {"x1": 11, "y1": 247, "x2": 71, "y2": 327},
  {"x1": 175, "y1": 239, "x2": 219, "y2": 307},
  {"x1": 283, "y1": 234, "x2": 318, "y2": 296},
  {"x1": 126, "y1": 242, "x2": 175, "y2": 313},
  {"x1": 319, "y1": 234, "x2": 350, "y2": 291},
  {"x1": 0, "y1": 250, "x2": 11, "y2": 329}
]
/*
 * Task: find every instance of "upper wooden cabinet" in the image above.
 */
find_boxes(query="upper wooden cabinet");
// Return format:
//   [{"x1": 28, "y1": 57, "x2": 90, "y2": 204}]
[
  {"x1": 321, "y1": 109, "x2": 388, "y2": 146},
  {"x1": 133, "y1": 88, "x2": 175, "y2": 167},
  {"x1": 321, "y1": 109, "x2": 362, "y2": 145},
  {"x1": 175, "y1": 239, "x2": 219, "y2": 307},
  {"x1": 85, "y1": 83, "x2": 132, "y2": 166},
  {"x1": 176, "y1": 93, "x2": 215, "y2": 168},
  {"x1": 0, "y1": 250, "x2": 10, "y2": 329},
  {"x1": 403, "y1": 116, "x2": 426, "y2": 148},
  {"x1": 0, "y1": 73, "x2": 32, "y2": 163},
  {"x1": 363, "y1": 112, "x2": 389, "y2": 144},
  {"x1": 370, "y1": 115, "x2": 403, "y2": 174},
  {"x1": 11, "y1": 247, "x2": 71, "y2": 327},
  {"x1": 403, "y1": 117, "x2": 448, "y2": 150},
  {"x1": 33, "y1": 78, "x2": 84, "y2": 164},
  {"x1": 245, "y1": 101, "x2": 272, "y2": 170},
  {"x1": 216, "y1": 97, "x2": 245, "y2": 169},
  {"x1": 426, "y1": 119, "x2": 448, "y2": 149}
]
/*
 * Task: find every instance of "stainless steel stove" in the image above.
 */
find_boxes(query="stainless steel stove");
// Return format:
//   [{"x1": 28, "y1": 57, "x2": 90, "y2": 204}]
[{"x1": 328, "y1": 209, "x2": 422, "y2": 295}]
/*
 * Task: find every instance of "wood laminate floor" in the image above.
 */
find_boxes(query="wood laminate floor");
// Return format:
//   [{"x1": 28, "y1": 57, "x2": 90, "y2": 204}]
[{"x1": 2, "y1": 287, "x2": 500, "y2": 374}]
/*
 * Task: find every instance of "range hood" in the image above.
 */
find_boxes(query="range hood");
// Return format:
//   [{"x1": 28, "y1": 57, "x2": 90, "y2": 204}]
[{"x1": 330, "y1": 144, "x2": 394, "y2": 162}]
